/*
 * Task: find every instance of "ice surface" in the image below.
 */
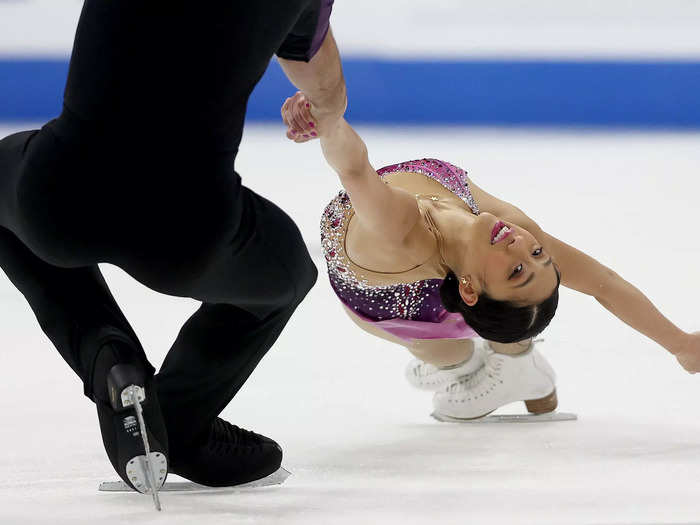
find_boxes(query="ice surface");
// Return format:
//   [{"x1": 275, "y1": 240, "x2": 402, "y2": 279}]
[{"x1": 1, "y1": 124, "x2": 700, "y2": 524}]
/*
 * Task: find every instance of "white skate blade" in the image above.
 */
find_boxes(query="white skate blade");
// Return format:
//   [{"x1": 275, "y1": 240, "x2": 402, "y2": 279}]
[
  {"x1": 431, "y1": 411, "x2": 577, "y2": 423},
  {"x1": 99, "y1": 466, "x2": 291, "y2": 493}
]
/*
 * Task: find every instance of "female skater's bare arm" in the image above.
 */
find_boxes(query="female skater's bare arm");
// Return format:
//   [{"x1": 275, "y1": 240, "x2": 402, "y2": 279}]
[
  {"x1": 323, "y1": 118, "x2": 425, "y2": 241},
  {"x1": 538, "y1": 230, "x2": 689, "y2": 356},
  {"x1": 469, "y1": 183, "x2": 698, "y2": 371},
  {"x1": 540, "y1": 228, "x2": 700, "y2": 373},
  {"x1": 282, "y1": 95, "x2": 424, "y2": 243}
]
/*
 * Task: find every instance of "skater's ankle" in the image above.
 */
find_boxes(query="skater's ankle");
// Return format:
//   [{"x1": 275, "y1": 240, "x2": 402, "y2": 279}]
[
  {"x1": 166, "y1": 423, "x2": 213, "y2": 459},
  {"x1": 91, "y1": 341, "x2": 143, "y2": 401},
  {"x1": 487, "y1": 338, "x2": 533, "y2": 355},
  {"x1": 437, "y1": 355, "x2": 472, "y2": 370}
]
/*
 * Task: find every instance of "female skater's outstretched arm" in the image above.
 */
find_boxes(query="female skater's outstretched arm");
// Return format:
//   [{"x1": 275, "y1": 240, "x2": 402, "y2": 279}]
[
  {"x1": 477, "y1": 194, "x2": 700, "y2": 372},
  {"x1": 281, "y1": 94, "x2": 700, "y2": 374}
]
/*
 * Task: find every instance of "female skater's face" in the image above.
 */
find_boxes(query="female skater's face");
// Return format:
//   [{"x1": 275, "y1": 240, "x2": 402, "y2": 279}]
[
  {"x1": 468, "y1": 212, "x2": 558, "y2": 305},
  {"x1": 422, "y1": 200, "x2": 558, "y2": 305}
]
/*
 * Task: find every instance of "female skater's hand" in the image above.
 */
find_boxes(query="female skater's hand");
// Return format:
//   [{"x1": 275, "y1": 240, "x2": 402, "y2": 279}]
[
  {"x1": 281, "y1": 91, "x2": 320, "y2": 143},
  {"x1": 672, "y1": 331, "x2": 700, "y2": 373}
]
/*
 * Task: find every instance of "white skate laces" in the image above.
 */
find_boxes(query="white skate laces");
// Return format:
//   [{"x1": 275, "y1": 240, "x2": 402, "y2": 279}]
[
  {"x1": 432, "y1": 341, "x2": 557, "y2": 420},
  {"x1": 405, "y1": 339, "x2": 488, "y2": 391}
]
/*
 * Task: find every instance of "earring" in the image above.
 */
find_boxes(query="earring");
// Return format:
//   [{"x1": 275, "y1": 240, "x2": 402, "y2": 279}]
[{"x1": 460, "y1": 277, "x2": 468, "y2": 285}]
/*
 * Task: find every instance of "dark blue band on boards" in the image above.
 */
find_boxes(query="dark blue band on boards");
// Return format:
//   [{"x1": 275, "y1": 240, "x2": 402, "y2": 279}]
[{"x1": 1, "y1": 58, "x2": 699, "y2": 127}]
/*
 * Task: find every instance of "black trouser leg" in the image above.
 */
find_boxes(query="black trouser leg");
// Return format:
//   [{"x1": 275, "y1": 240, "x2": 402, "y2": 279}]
[
  {"x1": 156, "y1": 303, "x2": 300, "y2": 454},
  {"x1": 1, "y1": 0, "x2": 319, "y2": 451},
  {"x1": 155, "y1": 187, "x2": 317, "y2": 454},
  {"x1": 0, "y1": 226, "x2": 152, "y2": 397}
]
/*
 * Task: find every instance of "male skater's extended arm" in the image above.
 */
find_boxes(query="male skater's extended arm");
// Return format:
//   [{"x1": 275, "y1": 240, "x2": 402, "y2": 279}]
[{"x1": 278, "y1": 28, "x2": 347, "y2": 130}]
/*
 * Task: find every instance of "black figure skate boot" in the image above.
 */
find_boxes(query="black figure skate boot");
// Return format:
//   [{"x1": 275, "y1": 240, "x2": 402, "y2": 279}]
[
  {"x1": 170, "y1": 418, "x2": 282, "y2": 487},
  {"x1": 92, "y1": 342, "x2": 169, "y2": 510}
]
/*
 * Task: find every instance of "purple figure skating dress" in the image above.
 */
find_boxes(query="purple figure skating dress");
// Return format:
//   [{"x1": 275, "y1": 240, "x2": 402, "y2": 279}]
[{"x1": 321, "y1": 159, "x2": 480, "y2": 342}]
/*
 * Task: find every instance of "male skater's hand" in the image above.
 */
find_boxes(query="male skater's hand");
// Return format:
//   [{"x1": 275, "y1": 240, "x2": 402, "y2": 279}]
[{"x1": 673, "y1": 331, "x2": 700, "y2": 373}]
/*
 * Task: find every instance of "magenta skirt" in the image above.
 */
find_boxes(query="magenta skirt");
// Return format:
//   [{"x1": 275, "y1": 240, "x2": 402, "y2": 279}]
[{"x1": 348, "y1": 304, "x2": 478, "y2": 342}]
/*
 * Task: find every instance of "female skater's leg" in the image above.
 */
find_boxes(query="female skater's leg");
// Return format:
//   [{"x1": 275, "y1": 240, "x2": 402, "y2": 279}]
[
  {"x1": 341, "y1": 305, "x2": 483, "y2": 390},
  {"x1": 342, "y1": 304, "x2": 474, "y2": 365},
  {"x1": 341, "y1": 303, "x2": 556, "y2": 417},
  {"x1": 343, "y1": 303, "x2": 534, "y2": 363},
  {"x1": 411, "y1": 338, "x2": 534, "y2": 362}
]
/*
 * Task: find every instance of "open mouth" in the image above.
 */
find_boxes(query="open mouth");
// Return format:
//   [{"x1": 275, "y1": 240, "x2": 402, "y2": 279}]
[{"x1": 490, "y1": 221, "x2": 512, "y2": 244}]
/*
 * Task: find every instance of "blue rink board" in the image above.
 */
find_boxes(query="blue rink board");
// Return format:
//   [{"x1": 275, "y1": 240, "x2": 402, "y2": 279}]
[{"x1": 1, "y1": 58, "x2": 699, "y2": 127}]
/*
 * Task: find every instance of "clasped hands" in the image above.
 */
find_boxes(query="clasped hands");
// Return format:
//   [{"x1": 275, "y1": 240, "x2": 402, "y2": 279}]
[{"x1": 281, "y1": 91, "x2": 345, "y2": 143}]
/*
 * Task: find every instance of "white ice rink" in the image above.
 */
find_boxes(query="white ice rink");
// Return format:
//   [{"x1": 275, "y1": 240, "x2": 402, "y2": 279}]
[{"x1": 1, "y1": 124, "x2": 700, "y2": 524}]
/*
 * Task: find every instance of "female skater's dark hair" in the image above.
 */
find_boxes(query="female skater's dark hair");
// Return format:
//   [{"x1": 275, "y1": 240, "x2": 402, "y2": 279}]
[{"x1": 439, "y1": 269, "x2": 561, "y2": 343}]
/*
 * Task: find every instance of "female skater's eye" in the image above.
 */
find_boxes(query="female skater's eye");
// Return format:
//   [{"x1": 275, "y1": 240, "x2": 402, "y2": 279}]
[
  {"x1": 533, "y1": 247, "x2": 543, "y2": 256},
  {"x1": 510, "y1": 264, "x2": 523, "y2": 279}
]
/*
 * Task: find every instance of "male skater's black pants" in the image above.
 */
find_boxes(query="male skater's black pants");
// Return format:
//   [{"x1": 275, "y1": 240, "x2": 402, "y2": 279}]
[{"x1": 0, "y1": 0, "x2": 325, "y2": 456}]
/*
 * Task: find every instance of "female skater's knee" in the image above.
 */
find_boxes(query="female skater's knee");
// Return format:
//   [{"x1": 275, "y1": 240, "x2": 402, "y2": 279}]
[{"x1": 409, "y1": 338, "x2": 475, "y2": 368}]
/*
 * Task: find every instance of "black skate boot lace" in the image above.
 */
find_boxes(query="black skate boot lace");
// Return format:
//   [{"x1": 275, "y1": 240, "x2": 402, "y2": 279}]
[{"x1": 207, "y1": 418, "x2": 266, "y2": 456}]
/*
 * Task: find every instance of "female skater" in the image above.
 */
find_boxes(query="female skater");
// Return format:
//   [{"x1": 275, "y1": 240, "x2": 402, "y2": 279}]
[{"x1": 281, "y1": 91, "x2": 700, "y2": 420}]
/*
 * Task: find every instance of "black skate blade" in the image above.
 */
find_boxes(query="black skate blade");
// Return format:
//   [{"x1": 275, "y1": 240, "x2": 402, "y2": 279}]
[
  {"x1": 99, "y1": 466, "x2": 290, "y2": 493},
  {"x1": 431, "y1": 411, "x2": 578, "y2": 423}
]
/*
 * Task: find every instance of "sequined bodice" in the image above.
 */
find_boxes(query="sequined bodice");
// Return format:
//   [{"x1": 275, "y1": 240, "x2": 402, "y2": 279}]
[{"x1": 321, "y1": 159, "x2": 479, "y2": 323}]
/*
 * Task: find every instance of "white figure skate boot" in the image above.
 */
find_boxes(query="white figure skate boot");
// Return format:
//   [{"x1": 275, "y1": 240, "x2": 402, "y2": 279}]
[
  {"x1": 432, "y1": 343, "x2": 557, "y2": 420},
  {"x1": 405, "y1": 338, "x2": 488, "y2": 391}
]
